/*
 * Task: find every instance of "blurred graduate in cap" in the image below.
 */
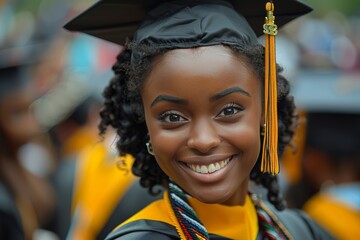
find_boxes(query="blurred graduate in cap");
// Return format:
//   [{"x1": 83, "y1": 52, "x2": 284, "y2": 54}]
[
  {"x1": 37, "y1": 70, "x2": 162, "y2": 240},
  {"x1": 0, "y1": 43, "x2": 57, "y2": 239},
  {"x1": 285, "y1": 71, "x2": 360, "y2": 239},
  {"x1": 65, "y1": 0, "x2": 334, "y2": 239},
  {"x1": 302, "y1": 112, "x2": 360, "y2": 239},
  {"x1": 24, "y1": 19, "x2": 163, "y2": 238}
]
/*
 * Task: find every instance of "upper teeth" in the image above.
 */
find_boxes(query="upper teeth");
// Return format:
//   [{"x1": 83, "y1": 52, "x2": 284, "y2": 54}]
[{"x1": 186, "y1": 157, "x2": 231, "y2": 174}]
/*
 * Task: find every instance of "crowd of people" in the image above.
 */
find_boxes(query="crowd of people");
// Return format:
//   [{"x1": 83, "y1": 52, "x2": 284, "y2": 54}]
[{"x1": 0, "y1": 0, "x2": 359, "y2": 239}]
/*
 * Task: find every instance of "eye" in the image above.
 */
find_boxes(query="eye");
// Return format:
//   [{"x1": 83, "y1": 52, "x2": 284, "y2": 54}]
[
  {"x1": 158, "y1": 111, "x2": 188, "y2": 123},
  {"x1": 217, "y1": 103, "x2": 243, "y2": 118}
]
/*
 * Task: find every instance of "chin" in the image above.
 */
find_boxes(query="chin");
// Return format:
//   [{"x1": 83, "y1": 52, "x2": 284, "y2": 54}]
[{"x1": 189, "y1": 189, "x2": 233, "y2": 205}]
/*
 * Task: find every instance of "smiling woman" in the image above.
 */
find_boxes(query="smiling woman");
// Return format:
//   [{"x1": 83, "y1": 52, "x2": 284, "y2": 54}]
[
  {"x1": 142, "y1": 46, "x2": 262, "y2": 206},
  {"x1": 65, "y1": 0, "x2": 335, "y2": 239}
]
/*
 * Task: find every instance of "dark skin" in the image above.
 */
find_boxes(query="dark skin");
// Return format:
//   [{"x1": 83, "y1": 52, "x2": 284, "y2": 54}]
[
  {"x1": 303, "y1": 148, "x2": 360, "y2": 189},
  {"x1": 0, "y1": 87, "x2": 39, "y2": 151},
  {"x1": 142, "y1": 45, "x2": 263, "y2": 206}
]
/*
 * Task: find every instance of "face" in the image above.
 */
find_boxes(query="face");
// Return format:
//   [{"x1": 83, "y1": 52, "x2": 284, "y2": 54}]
[
  {"x1": 142, "y1": 45, "x2": 262, "y2": 205},
  {"x1": 0, "y1": 87, "x2": 39, "y2": 149}
]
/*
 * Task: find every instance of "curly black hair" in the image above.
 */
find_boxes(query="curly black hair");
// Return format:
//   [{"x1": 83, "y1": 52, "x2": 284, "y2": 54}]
[{"x1": 99, "y1": 41, "x2": 296, "y2": 211}]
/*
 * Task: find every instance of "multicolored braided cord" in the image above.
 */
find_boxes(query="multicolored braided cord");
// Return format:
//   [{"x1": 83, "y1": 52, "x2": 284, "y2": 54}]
[
  {"x1": 168, "y1": 180, "x2": 290, "y2": 240},
  {"x1": 168, "y1": 180, "x2": 209, "y2": 239},
  {"x1": 256, "y1": 204, "x2": 288, "y2": 240}
]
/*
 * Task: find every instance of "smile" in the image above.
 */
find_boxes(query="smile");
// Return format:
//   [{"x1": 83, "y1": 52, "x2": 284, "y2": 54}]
[{"x1": 185, "y1": 156, "x2": 233, "y2": 174}]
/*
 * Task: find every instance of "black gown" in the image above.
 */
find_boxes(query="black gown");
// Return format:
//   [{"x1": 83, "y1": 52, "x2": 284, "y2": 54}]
[{"x1": 0, "y1": 182, "x2": 24, "y2": 240}]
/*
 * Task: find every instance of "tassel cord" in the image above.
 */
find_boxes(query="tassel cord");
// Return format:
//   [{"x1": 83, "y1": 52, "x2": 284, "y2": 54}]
[{"x1": 261, "y1": 2, "x2": 279, "y2": 175}]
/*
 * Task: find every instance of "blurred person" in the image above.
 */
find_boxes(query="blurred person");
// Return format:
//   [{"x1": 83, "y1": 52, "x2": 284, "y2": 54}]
[
  {"x1": 28, "y1": 20, "x2": 163, "y2": 239},
  {"x1": 0, "y1": 45, "x2": 57, "y2": 239},
  {"x1": 300, "y1": 113, "x2": 360, "y2": 239},
  {"x1": 48, "y1": 95, "x2": 103, "y2": 159},
  {"x1": 11, "y1": 2, "x2": 76, "y2": 180},
  {"x1": 59, "y1": 134, "x2": 162, "y2": 240},
  {"x1": 285, "y1": 71, "x2": 360, "y2": 239},
  {"x1": 49, "y1": 99, "x2": 162, "y2": 240},
  {"x1": 35, "y1": 73, "x2": 162, "y2": 239}
]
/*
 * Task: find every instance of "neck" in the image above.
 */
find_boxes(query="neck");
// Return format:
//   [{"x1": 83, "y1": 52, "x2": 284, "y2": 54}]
[{"x1": 221, "y1": 178, "x2": 250, "y2": 206}]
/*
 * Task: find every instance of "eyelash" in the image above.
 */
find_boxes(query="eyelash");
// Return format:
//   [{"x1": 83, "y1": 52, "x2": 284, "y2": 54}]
[
  {"x1": 158, "y1": 111, "x2": 187, "y2": 123},
  {"x1": 217, "y1": 102, "x2": 244, "y2": 118}
]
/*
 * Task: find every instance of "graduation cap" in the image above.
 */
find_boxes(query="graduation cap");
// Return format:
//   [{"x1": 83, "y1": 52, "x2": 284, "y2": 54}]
[
  {"x1": 0, "y1": 43, "x2": 42, "y2": 99},
  {"x1": 0, "y1": 5, "x2": 63, "y2": 99},
  {"x1": 305, "y1": 112, "x2": 360, "y2": 160},
  {"x1": 291, "y1": 71, "x2": 360, "y2": 159},
  {"x1": 64, "y1": 0, "x2": 312, "y2": 45},
  {"x1": 65, "y1": 0, "x2": 312, "y2": 175}
]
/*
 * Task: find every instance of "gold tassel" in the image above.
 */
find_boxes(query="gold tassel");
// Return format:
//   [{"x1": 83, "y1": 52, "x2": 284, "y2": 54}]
[{"x1": 261, "y1": 2, "x2": 279, "y2": 175}]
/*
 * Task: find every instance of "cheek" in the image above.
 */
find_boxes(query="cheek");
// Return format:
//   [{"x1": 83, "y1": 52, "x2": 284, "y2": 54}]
[
  {"x1": 151, "y1": 130, "x2": 186, "y2": 163},
  {"x1": 241, "y1": 129, "x2": 261, "y2": 162},
  {"x1": 146, "y1": 123, "x2": 189, "y2": 180},
  {"x1": 221, "y1": 120, "x2": 261, "y2": 162},
  {"x1": 144, "y1": 115, "x2": 180, "y2": 166},
  {"x1": 235, "y1": 127, "x2": 260, "y2": 154}
]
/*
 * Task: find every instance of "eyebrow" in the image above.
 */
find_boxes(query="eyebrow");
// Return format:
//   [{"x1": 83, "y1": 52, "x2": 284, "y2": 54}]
[
  {"x1": 210, "y1": 86, "x2": 250, "y2": 101},
  {"x1": 151, "y1": 95, "x2": 187, "y2": 107}
]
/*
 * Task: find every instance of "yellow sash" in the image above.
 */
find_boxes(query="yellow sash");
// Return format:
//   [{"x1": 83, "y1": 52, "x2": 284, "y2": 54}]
[
  {"x1": 118, "y1": 192, "x2": 258, "y2": 240},
  {"x1": 70, "y1": 143, "x2": 135, "y2": 239},
  {"x1": 304, "y1": 192, "x2": 360, "y2": 240}
]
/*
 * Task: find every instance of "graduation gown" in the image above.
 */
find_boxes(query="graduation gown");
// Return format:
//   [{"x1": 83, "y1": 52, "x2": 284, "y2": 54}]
[
  {"x1": 0, "y1": 182, "x2": 24, "y2": 240},
  {"x1": 303, "y1": 184, "x2": 360, "y2": 240},
  {"x1": 106, "y1": 192, "x2": 334, "y2": 240},
  {"x1": 52, "y1": 142, "x2": 162, "y2": 240}
]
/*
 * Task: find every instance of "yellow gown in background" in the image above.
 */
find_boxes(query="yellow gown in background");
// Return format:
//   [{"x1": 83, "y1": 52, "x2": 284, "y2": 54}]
[{"x1": 304, "y1": 185, "x2": 360, "y2": 240}]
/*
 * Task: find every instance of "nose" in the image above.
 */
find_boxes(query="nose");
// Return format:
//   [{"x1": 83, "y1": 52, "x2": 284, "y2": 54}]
[{"x1": 187, "y1": 118, "x2": 221, "y2": 153}]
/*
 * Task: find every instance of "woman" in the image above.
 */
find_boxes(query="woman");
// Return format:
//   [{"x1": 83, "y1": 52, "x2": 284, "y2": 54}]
[
  {"x1": 65, "y1": 0, "x2": 335, "y2": 239},
  {"x1": 0, "y1": 48, "x2": 56, "y2": 239}
]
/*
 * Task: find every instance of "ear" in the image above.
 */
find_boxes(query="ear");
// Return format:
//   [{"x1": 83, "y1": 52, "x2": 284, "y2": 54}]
[{"x1": 260, "y1": 115, "x2": 265, "y2": 130}]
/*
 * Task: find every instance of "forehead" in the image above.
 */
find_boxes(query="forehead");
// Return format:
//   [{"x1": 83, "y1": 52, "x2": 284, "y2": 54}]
[
  {"x1": 142, "y1": 45, "x2": 260, "y2": 95},
  {"x1": 157, "y1": 45, "x2": 243, "y2": 65}
]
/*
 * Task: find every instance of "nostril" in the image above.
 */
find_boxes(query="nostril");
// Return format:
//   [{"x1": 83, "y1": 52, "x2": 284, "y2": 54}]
[
  {"x1": 187, "y1": 137, "x2": 221, "y2": 153},
  {"x1": 187, "y1": 119, "x2": 221, "y2": 153}
]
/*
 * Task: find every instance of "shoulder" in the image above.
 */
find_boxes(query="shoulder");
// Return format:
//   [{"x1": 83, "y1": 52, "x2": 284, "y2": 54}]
[
  {"x1": 261, "y1": 201, "x2": 336, "y2": 240},
  {"x1": 105, "y1": 220, "x2": 178, "y2": 240},
  {"x1": 105, "y1": 197, "x2": 178, "y2": 240}
]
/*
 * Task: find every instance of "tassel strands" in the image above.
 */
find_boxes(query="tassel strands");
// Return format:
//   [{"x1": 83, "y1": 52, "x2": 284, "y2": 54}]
[{"x1": 261, "y1": 2, "x2": 279, "y2": 175}]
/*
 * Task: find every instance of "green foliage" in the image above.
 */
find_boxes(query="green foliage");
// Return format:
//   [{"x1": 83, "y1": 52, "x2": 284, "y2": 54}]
[{"x1": 305, "y1": 0, "x2": 360, "y2": 16}]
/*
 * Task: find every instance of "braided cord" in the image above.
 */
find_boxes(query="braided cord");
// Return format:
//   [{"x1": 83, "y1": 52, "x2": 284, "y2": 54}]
[
  {"x1": 168, "y1": 180, "x2": 290, "y2": 240},
  {"x1": 255, "y1": 202, "x2": 290, "y2": 240},
  {"x1": 168, "y1": 180, "x2": 209, "y2": 240}
]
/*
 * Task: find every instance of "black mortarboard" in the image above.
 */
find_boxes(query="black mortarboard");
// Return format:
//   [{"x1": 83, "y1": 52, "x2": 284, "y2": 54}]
[
  {"x1": 64, "y1": 0, "x2": 312, "y2": 46},
  {"x1": 291, "y1": 71, "x2": 360, "y2": 159},
  {"x1": 0, "y1": 66, "x2": 29, "y2": 99},
  {"x1": 0, "y1": 44, "x2": 41, "y2": 99},
  {"x1": 306, "y1": 112, "x2": 360, "y2": 159}
]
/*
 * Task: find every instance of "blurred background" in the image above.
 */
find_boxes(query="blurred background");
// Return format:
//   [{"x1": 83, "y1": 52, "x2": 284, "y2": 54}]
[{"x1": 0, "y1": 0, "x2": 359, "y2": 239}]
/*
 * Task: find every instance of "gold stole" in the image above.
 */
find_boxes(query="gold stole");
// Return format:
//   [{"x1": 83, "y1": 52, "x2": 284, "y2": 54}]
[
  {"x1": 70, "y1": 143, "x2": 135, "y2": 239},
  {"x1": 117, "y1": 192, "x2": 258, "y2": 240}
]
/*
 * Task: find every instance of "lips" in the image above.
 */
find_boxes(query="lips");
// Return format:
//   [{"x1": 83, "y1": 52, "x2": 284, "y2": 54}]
[{"x1": 184, "y1": 156, "x2": 233, "y2": 174}]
